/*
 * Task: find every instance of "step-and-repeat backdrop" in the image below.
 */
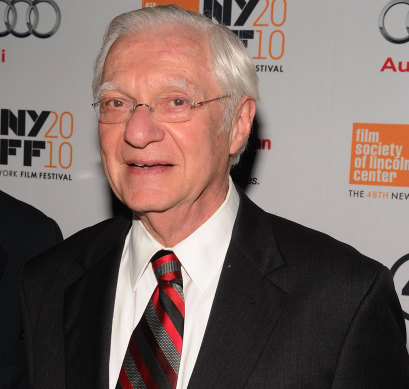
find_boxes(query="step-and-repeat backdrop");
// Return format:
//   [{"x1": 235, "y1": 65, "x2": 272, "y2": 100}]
[{"x1": 1, "y1": 0, "x2": 409, "y2": 331}]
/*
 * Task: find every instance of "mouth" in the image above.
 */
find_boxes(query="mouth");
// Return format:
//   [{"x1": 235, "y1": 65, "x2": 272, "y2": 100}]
[{"x1": 128, "y1": 162, "x2": 173, "y2": 169}]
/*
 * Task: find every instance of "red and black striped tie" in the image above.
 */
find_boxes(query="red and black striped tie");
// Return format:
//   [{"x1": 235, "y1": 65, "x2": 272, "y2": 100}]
[{"x1": 116, "y1": 250, "x2": 184, "y2": 389}]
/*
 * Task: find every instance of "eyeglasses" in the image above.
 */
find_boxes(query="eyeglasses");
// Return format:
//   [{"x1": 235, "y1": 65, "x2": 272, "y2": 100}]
[{"x1": 92, "y1": 94, "x2": 230, "y2": 124}]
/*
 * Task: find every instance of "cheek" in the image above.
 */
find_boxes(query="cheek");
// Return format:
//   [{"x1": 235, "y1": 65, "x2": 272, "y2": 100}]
[
  {"x1": 98, "y1": 128, "x2": 124, "y2": 199},
  {"x1": 99, "y1": 127, "x2": 121, "y2": 163},
  {"x1": 187, "y1": 132, "x2": 229, "y2": 181},
  {"x1": 179, "y1": 117, "x2": 229, "y2": 170}
]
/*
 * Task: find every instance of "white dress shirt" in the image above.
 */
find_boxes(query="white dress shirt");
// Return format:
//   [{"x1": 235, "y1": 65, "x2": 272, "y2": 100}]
[{"x1": 109, "y1": 178, "x2": 240, "y2": 389}]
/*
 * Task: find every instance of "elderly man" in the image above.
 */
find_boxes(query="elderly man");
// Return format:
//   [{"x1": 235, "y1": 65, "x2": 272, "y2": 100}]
[{"x1": 20, "y1": 5, "x2": 409, "y2": 389}]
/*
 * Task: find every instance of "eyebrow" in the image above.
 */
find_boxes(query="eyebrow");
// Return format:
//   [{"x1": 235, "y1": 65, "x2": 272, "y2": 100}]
[
  {"x1": 96, "y1": 81, "x2": 119, "y2": 98},
  {"x1": 166, "y1": 79, "x2": 189, "y2": 89},
  {"x1": 96, "y1": 79, "x2": 191, "y2": 99}
]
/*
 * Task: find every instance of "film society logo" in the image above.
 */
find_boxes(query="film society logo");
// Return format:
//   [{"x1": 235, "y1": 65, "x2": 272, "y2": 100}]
[
  {"x1": 143, "y1": 0, "x2": 286, "y2": 73},
  {"x1": 0, "y1": 108, "x2": 73, "y2": 181},
  {"x1": 348, "y1": 123, "x2": 409, "y2": 200},
  {"x1": 391, "y1": 253, "x2": 409, "y2": 321},
  {"x1": 379, "y1": 0, "x2": 409, "y2": 72}
]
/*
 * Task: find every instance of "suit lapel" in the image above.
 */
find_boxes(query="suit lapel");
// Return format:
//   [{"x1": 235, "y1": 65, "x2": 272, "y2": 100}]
[
  {"x1": 188, "y1": 193, "x2": 288, "y2": 388},
  {"x1": 63, "y1": 216, "x2": 131, "y2": 389}
]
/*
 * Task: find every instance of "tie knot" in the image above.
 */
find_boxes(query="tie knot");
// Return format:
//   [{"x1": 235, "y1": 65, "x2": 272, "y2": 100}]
[{"x1": 151, "y1": 250, "x2": 182, "y2": 284}]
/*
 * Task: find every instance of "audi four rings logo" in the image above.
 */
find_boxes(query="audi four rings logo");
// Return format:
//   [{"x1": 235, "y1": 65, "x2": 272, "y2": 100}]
[
  {"x1": 379, "y1": 0, "x2": 409, "y2": 44},
  {"x1": 0, "y1": 0, "x2": 60, "y2": 38}
]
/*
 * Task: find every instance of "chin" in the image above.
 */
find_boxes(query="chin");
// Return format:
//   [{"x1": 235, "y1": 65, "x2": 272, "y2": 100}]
[{"x1": 122, "y1": 193, "x2": 171, "y2": 215}]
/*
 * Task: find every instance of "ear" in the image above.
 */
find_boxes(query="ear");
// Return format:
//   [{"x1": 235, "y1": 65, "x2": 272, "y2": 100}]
[{"x1": 229, "y1": 95, "x2": 256, "y2": 156}]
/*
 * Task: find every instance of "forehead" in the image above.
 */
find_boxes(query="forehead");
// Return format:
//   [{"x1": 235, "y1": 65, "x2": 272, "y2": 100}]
[{"x1": 101, "y1": 23, "x2": 218, "y2": 94}]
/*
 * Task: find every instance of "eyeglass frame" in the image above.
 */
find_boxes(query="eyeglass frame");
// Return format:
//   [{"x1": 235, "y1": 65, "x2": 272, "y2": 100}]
[{"x1": 91, "y1": 94, "x2": 231, "y2": 124}]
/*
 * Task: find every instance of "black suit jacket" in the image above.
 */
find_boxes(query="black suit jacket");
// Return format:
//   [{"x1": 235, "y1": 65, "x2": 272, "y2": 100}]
[
  {"x1": 20, "y1": 192, "x2": 409, "y2": 388},
  {"x1": 0, "y1": 191, "x2": 62, "y2": 389}
]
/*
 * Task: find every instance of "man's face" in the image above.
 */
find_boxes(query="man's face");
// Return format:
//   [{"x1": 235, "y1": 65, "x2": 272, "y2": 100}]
[{"x1": 98, "y1": 24, "x2": 243, "y2": 221}]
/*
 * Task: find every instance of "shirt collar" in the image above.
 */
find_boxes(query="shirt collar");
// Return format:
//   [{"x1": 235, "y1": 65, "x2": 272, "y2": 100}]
[{"x1": 128, "y1": 177, "x2": 240, "y2": 292}]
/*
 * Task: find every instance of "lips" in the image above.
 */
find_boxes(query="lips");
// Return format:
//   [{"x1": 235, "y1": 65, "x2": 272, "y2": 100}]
[{"x1": 127, "y1": 162, "x2": 173, "y2": 168}]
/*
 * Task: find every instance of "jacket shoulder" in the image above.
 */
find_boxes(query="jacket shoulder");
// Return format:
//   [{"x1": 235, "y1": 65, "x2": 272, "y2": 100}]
[
  {"x1": 270, "y1": 213, "x2": 383, "y2": 274},
  {"x1": 236, "y1": 191, "x2": 385, "y2": 286},
  {"x1": 0, "y1": 190, "x2": 62, "y2": 247},
  {"x1": 20, "y1": 215, "x2": 131, "y2": 284}
]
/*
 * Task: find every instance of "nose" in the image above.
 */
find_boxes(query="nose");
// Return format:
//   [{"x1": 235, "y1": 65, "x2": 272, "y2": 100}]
[{"x1": 123, "y1": 104, "x2": 165, "y2": 148}]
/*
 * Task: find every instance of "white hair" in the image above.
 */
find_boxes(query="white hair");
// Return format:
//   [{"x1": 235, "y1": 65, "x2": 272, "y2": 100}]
[{"x1": 93, "y1": 5, "x2": 258, "y2": 165}]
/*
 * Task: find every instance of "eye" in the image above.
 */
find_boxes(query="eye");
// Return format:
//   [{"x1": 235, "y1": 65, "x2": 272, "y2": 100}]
[
  {"x1": 101, "y1": 97, "x2": 132, "y2": 110},
  {"x1": 106, "y1": 98, "x2": 124, "y2": 108},
  {"x1": 169, "y1": 97, "x2": 187, "y2": 107},
  {"x1": 111, "y1": 99, "x2": 124, "y2": 108}
]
